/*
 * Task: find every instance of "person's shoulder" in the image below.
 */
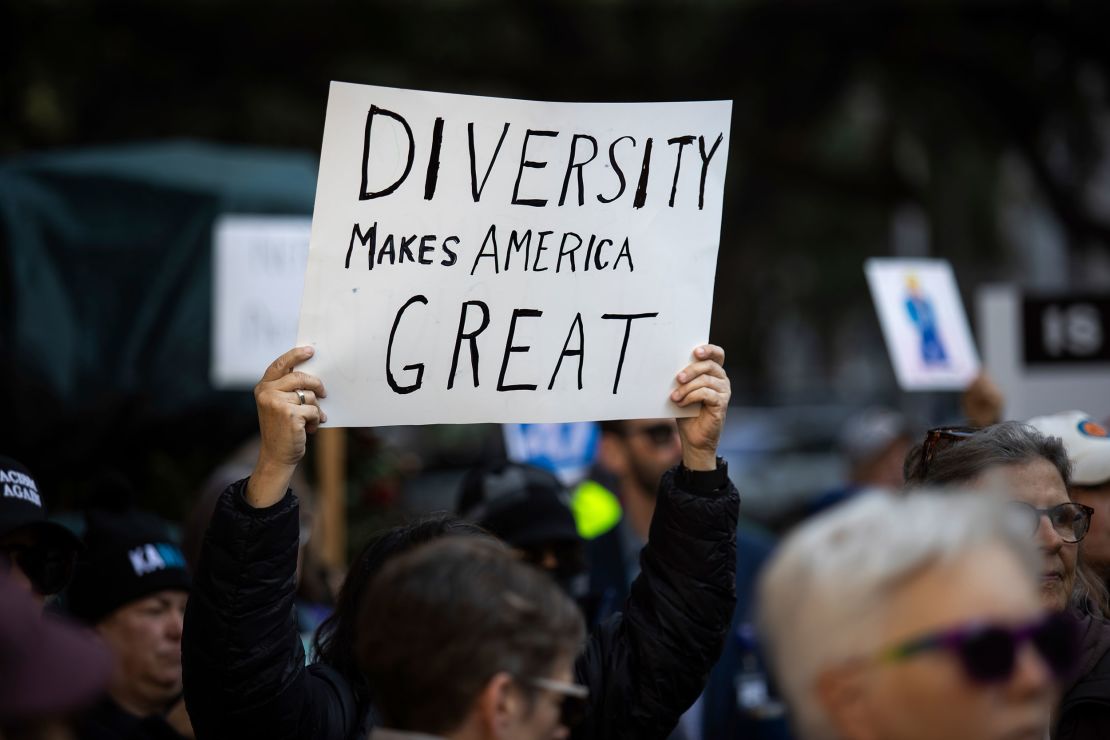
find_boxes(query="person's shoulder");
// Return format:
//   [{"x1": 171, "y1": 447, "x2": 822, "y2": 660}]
[
  {"x1": 1056, "y1": 700, "x2": 1110, "y2": 740},
  {"x1": 306, "y1": 661, "x2": 369, "y2": 739},
  {"x1": 75, "y1": 699, "x2": 139, "y2": 740},
  {"x1": 1063, "y1": 617, "x2": 1110, "y2": 710}
]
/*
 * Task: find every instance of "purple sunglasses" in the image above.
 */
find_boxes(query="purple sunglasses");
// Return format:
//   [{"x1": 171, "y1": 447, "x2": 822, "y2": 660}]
[{"x1": 878, "y1": 612, "x2": 1080, "y2": 684}]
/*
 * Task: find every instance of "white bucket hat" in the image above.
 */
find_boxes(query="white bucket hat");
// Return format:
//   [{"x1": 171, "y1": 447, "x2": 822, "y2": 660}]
[{"x1": 1026, "y1": 411, "x2": 1110, "y2": 487}]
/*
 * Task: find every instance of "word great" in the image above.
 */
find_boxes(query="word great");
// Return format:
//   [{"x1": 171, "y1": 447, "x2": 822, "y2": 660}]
[
  {"x1": 386, "y1": 295, "x2": 658, "y2": 396},
  {"x1": 359, "y1": 106, "x2": 725, "y2": 210}
]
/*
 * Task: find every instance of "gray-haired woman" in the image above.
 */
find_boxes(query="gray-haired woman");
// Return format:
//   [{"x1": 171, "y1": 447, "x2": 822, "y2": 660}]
[
  {"x1": 904, "y1": 421, "x2": 1110, "y2": 740},
  {"x1": 759, "y1": 490, "x2": 1073, "y2": 740}
]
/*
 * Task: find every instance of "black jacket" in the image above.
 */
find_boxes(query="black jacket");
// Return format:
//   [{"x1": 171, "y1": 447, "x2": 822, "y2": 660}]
[
  {"x1": 77, "y1": 698, "x2": 189, "y2": 740},
  {"x1": 1055, "y1": 612, "x2": 1110, "y2": 740},
  {"x1": 182, "y1": 463, "x2": 738, "y2": 740}
]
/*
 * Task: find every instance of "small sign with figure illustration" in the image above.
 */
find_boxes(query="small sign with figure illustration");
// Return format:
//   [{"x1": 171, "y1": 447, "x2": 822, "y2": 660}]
[{"x1": 865, "y1": 258, "x2": 980, "y2": 391}]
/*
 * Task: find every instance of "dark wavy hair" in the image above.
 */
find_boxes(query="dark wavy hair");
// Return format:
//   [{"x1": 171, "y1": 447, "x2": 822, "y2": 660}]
[
  {"x1": 312, "y1": 514, "x2": 494, "y2": 700},
  {"x1": 903, "y1": 421, "x2": 1071, "y2": 488}
]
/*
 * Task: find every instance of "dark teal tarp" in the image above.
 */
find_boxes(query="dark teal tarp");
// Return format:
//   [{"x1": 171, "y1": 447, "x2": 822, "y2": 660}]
[{"x1": 0, "y1": 141, "x2": 318, "y2": 509}]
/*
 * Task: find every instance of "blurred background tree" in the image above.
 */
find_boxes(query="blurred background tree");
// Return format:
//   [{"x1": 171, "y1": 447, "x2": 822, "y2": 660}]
[
  {"x1": 2, "y1": 0, "x2": 1108, "y2": 522},
  {"x1": 6, "y1": 0, "x2": 1108, "y2": 392}
]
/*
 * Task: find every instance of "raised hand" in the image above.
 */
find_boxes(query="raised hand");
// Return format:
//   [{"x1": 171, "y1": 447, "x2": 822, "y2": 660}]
[
  {"x1": 246, "y1": 346, "x2": 327, "y2": 508},
  {"x1": 962, "y1": 372, "x2": 1004, "y2": 428},
  {"x1": 671, "y1": 344, "x2": 730, "y2": 471}
]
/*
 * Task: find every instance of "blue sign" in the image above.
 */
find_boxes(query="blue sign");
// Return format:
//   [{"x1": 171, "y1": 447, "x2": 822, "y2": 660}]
[{"x1": 502, "y1": 422, "x2": 600, "y2": 484}]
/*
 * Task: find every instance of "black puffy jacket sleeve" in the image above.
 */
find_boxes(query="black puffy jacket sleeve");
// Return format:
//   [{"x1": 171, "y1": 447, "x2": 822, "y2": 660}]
[
  {"x1": 182, "y1": 479, "x2": 354, "y2": 740},
  {"x1": 572, "y1": 462, "x2": 739, "y2": 740}
]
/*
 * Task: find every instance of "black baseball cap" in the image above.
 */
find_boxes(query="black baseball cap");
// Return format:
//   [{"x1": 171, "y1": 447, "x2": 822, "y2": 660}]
[
  {"x1": 457, "y1": 461, "x2": 581, "y2": 549},
  {"x1": 0, "y1": 456, "x2": 82, "y2": 595}
]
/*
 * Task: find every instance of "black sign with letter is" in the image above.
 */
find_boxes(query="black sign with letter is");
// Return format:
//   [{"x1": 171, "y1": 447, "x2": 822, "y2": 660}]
[{"x1": 1022, "y1": 295, "x2": 1110, "y2": 366}]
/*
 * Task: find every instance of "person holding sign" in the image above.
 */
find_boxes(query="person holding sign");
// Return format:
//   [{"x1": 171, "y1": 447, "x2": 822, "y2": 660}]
[{"x1": 182, "y1": 344, "x2": 738, "y2": 740}]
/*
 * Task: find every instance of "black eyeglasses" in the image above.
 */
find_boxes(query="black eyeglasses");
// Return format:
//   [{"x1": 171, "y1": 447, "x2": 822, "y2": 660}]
[
  {"x1": 627, "y1": 423, "x2": 678, "y2": 448},
  {"x1": 0, "y1": 542, "x2": 78, "y2": 596},
  {"x1": 518, "y1": 676, "x2": 589, "y2": 728},
  {"x1": 879, "y1": 612, "x2": 1079, "y2": 684},
  {"x1": 1008, "y1": 502, "x2": 1095, "y2": 544},
  {"x1": 918, "y1": 426, "x2": 979, "y2": 480}
]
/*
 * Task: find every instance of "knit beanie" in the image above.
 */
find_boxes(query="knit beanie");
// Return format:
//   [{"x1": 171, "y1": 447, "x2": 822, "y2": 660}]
[{"x1": 67, "y1": 506, "x2": 190, "y2": 625}]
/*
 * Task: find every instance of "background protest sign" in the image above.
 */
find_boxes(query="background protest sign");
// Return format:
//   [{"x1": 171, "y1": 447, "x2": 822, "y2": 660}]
[
  {"x1": 212, "y1": 215, "x2": 311, "y2": 388},
  {"x1": 977, "y1": 285, "x2": 1110, "y2": 421},
  {"x1": 503, "y1": 422, "x2": 599, "y2": 485},
  {"x1": 865, "y1": 258, "x2": 980, "y2": 391},
  {"x1": 297, "y1": 82, "x2": 731, "y2": 426}
]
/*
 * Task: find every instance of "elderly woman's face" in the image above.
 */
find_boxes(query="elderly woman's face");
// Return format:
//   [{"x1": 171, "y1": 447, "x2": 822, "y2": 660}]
[
  {"x1": 973, "y1": 459, "x2": 1076, "y2": 613},
  {"x1": 822, "y1": 543, "x2": 1058, "y2": 740}
]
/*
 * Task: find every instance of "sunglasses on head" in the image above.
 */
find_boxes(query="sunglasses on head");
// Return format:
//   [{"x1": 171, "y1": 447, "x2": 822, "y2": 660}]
[
  {"x1": 918, "y1": 426, "x2": 979, "y2": 480},
  {"x1": 879, "y1": 612, "x2": 1079, "y2": 684},
  {"x1": 0, "y1": 541, "x2": 78, "y2": 596},
  {"x1": 518, "y1": 676, "x2": 590, "y2": 728}
]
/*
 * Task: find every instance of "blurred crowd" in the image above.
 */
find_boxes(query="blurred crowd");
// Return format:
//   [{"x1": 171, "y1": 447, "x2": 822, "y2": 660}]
[{"x1": 3, "y1": 342, "x2": 1110, "y2": 740}]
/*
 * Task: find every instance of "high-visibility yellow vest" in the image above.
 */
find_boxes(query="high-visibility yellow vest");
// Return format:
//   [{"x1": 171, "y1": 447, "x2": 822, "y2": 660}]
[{"x1": 570, "y1": 480, "x2": 623, "y2": 540}]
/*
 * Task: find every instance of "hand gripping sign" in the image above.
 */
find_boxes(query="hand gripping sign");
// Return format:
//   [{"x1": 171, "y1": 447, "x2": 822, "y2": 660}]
[{"x1": 296, "y1": 82, "x2": 732, "y2": 426}]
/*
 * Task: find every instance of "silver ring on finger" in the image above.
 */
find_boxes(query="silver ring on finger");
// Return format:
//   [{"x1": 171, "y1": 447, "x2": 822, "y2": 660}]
[{"x1": 295, "y1": 389, "x2": 306, "y2": 405}]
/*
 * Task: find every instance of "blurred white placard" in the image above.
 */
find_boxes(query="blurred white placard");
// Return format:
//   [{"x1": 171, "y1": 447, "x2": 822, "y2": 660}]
[
  {"x1": 865, "y1": 258, "x2": 980, "y2": 391},
  {"x1": 297, "y1": 82, "x2": 732, "y2": 426},
  {"x1": 212, "y1": 215, "x2": 311, "y2": 388}
]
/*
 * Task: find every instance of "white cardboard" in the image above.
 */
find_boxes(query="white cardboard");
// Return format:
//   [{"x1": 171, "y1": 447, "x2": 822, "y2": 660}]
[
  {"x1": 212, "y1": 215, "x2": 312, "y2": 389},
  {"x1": 865, "y1": 258, "x2": 980, "y2": 391},
  {"x1": 296, "y1": 82, "x2": 732, "y2": 426}
]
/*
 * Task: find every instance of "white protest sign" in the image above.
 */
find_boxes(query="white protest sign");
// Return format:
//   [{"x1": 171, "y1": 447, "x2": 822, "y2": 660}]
[
  {"x1": 297, "y1": 82, "x2": 731, "y2": 426},
  {"x1": 211, "y1": 215, "x2": 311, "y2": 389},
  {"x1": 865, "y1": 258, "x2": 980, "y2": 391}
]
